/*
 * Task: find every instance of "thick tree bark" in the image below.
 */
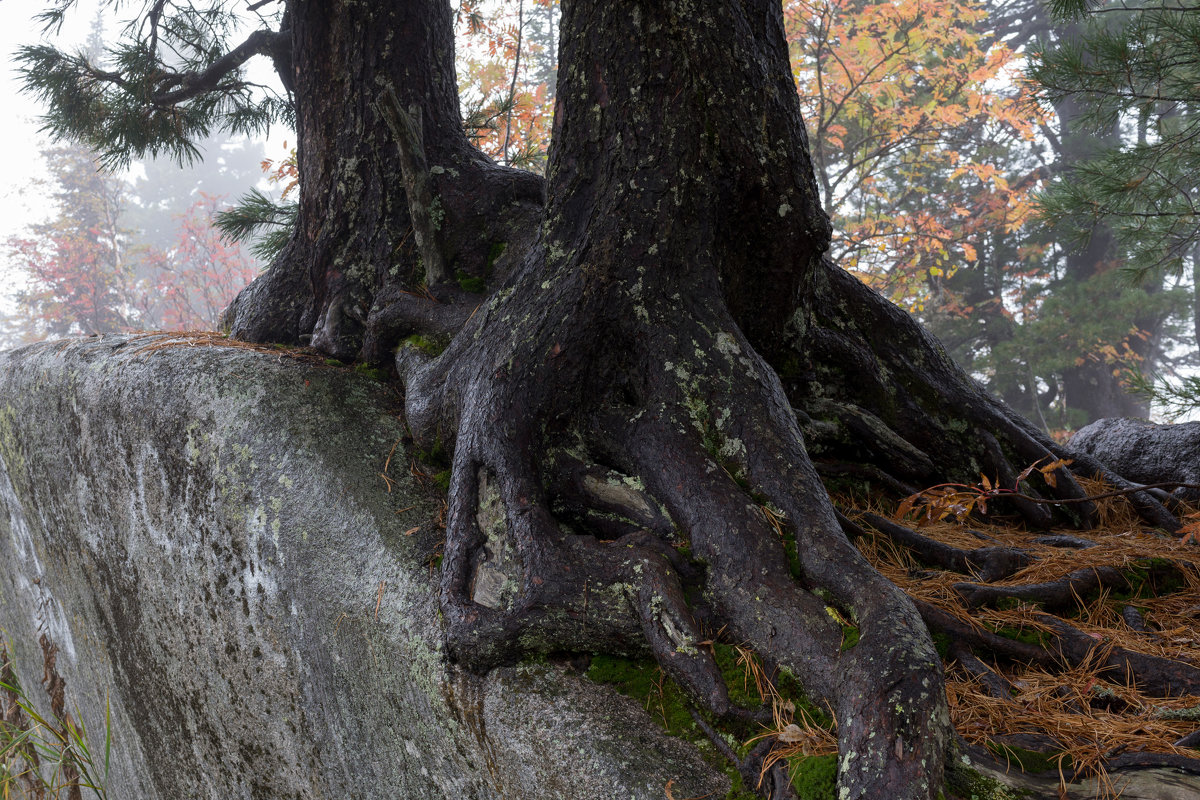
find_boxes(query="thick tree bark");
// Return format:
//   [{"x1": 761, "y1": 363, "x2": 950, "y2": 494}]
[
  {"x1": 222, "y1": 0, "x2": 542, "y2": 360},
  {"x1": 398, "y1": 3, "x2": 954, "y2": 797},
  {"x1": 218, "y1": 2, "x2": 1182, "y2": 798}
]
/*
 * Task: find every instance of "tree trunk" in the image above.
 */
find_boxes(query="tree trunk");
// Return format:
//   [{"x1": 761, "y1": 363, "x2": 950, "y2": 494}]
[
  {"x1": 400, "y1": 2, "x2": 957, "y2": 797},
  {"x1": 220, "y1": 2, "x2": 1181, "y2": 797},
  {"x1": 1054, "y1": 90, "x2": 1154, "y2": 422},
  {"x1": 222, "y1": 0, "x2": 543, "y2": 360}
]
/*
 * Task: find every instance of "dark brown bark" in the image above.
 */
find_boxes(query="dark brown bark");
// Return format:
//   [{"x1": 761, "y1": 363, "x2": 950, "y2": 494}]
[
  {"x1": 398, "y1": 3, "x2": 952, "y2": 797},
  {"x1": 214, "y1": 2, "x2": 1186, "y2": 798},
  {"x1": 223, "y1": 0, "x2": 542, "y2": 360}
]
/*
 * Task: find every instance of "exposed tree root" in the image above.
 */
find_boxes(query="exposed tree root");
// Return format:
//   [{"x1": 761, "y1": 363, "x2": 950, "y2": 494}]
[
  {"x1": 394, "y1": 230, "x2": 955, "y2": 798},
  {"x1": 850, "y1": 505, "x2": 1200, "y2": 792},
  {"x1": 952, "y1": 566, "x2": 1126, "y2": 611},
  {"x1": 380, "y1": 219, "x2": 1198, "y2": 799},
  {"x1": 842, "y1": 510, "x2": 1031, "y2": 581},
  {"x1": 796, "y1": 258, "x2": 1180, "y2": 534},
  {"x1": 379, "y1": 242, "x2": 1198, "y2": 798}
]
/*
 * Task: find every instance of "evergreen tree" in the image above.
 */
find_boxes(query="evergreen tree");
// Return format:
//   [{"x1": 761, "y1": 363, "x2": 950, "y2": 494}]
[
  {"x1": 6, "y1": 142, "x2": 140, "y2": 337},
  {"x1": 1028, "y1": 0, "x2": 1200, "y2": 416}
]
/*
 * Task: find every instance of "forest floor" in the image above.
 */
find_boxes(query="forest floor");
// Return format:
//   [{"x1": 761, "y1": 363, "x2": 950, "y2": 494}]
[
  {"x1": 592, "y1": 474, "x2": 1200, "y2": 799},
  {"x1": 785, "y1": 479, "x2": 1200, "y2": 798},
  {"x1": 578, "y1": 478, "x2": 1200, "y2": 800}
]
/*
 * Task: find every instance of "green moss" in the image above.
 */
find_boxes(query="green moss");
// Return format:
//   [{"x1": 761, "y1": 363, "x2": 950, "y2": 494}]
[
  {"x1": 712, "y1": 644, "x2": 765, "y2": 709},
  {"x1": 415, "y1": 435, "x2": 448, "y2": 469},
  {"x1": 839, "y1": 624, "x2": 860, "y2": 652},
  {"x1": 722, "y1": 770, "x2": 760, "y2": 800},
  {"x1": 944, "y1": 755, "x2": 1029, "y2": 800},
  {"x1": 985, "y1": 623, "x2": 1049, "y2": 649},
  {"x1": 323, "y1": 357, "x2": 344, "y2": 367},
  {"x1": 585, "y1": 654, "x2": 695, "y2": 736},
  {"x1": 455, "y1": 269, "x2": 486, "y2": 293},
  {"x1": 486, "y1": 241, "x2": 507, "y2": 271},
  {"x1": 433, "y1": 469, "x2": 451, "y2": 493},
  {"x1": 586, "y1": 650, "x2": 834, "y2": 800},
  {"x1": 1117, "y1": 558, "x2": 1187, "y2": 601},
  {"x1": 986, "y1": 742, "x2": 1069, "y2": 775},
  {"x1": 399, "y1": 334, "x2": 447, "y2": 358},
  {"x1": 932, "y1": 631, "x2": 952, "y2": 659},
  {"x1": 353, "y1": 363, "x2": 388, "y2": 382},
  {"x1": 788, "y1": 753, "x2": 837, "y2": 799}
]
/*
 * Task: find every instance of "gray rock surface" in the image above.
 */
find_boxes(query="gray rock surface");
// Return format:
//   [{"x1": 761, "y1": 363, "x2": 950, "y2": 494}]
[
  {"x1": 1071, "y1": 417, "x2": 1200, "y2": 488},
  {"x1": 0, "y1": 334, "x2": 726, "y2": 800}
]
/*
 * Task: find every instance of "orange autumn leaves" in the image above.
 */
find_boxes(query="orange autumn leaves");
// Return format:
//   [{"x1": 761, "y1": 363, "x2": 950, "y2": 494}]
[
  {"x1": 786, "y1": 0, "x2": 1043, "y2": 311},
  {"x1": 456, "y1": 0, "x2": 556, "y2": 171}
]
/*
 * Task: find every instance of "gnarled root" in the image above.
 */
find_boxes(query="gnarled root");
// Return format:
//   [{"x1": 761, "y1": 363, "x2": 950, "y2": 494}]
[
  {"x1": 399, "y1": 261, "x2": 951, "y2": 798},
  {"x1": 795, "y1": 259, "x2": 1178, "y2": 532}
]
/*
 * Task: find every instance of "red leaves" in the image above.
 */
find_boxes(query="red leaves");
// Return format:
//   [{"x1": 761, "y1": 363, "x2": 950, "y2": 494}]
[
  {"x1": 8, "y1": 145, "x2": 256, "y2": 340},
  {"x1": 896, "y1": 456, "x2": 1074, "y2": 526}
]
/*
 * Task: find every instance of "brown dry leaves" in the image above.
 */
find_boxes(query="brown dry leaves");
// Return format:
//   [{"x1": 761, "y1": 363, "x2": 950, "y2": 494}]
[{"x1": 851, "y1": 484, "x2": 1200, "y2": 795}]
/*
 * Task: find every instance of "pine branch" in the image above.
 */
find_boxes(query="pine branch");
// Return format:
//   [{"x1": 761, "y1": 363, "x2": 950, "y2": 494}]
[
  {"x1": 214, "y1": 188, "x2": 297, "y2": 262},
  {"x1": 149, "y1": 29, "x2": 280, "y2": 106}
]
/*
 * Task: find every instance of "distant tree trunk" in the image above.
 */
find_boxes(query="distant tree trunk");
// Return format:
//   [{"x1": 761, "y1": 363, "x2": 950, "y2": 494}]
[{"x1": 1055, "y1": 82, "x2": 1154, "y2": 422}]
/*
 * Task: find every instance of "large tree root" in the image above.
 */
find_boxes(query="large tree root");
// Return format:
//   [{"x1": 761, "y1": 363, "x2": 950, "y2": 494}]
[
  {"x1": 795, "y1": 259, "x2": 1179, "y2": 533},
  {"x1": 852, "y1": 506, "x2": 1200, "y2": 785},
  {"x1": 383, "y1": 250, "x2": 1200, "y2": 797},
  {"x1": 388, "y1": 242, "x2": 1198, "y2": 797},
  {"x1": 397, "y1": 249, "x2": 952, "y2": 798}
]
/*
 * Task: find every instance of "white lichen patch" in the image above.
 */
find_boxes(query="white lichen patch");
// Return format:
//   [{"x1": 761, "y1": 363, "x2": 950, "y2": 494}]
[
  {"x1": 714, "y1": 331, "x2": 741, "y2": 359},
  {"x1": 716, "y1": 436, "x2": 745, "y2": 464},
  {"x1": 470, "y1": 469, "x2": 522, "y2": 611},
  {"x1": 663, "y1": 361, "x2": 691, "y2": 383},
  {"x1": 583, "y1": 474, "x2": 655, "y2": 520}
]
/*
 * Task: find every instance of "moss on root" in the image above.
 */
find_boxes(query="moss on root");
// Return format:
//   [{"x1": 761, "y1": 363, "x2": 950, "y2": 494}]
[
  {"x1": 787, "y1": 753, "x2": 837, "y2": 799},
  {"x1": 400, "y1": 334, "x2": 449, "y2": 358},
  {"x1": 586, "y1": 650, "x2": 846, "y2": 799},
  {"x1": 943, "y1": 753, "x2": 1030, "y2": 800}
]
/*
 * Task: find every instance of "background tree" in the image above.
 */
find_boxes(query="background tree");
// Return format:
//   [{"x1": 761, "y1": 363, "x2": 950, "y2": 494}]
[
  {"x1": 1028, "y1": 0, "x2": 1200, "y2": 418},
  {"x1": 4, "y1": 140, "x2": 261, "y2": 339},
  {"x1": 456, "y1": 0, "x2": 559, "y2": 171},
  {"x1": 140, "y1": 193, "x2": 259, "y2": 330},
  {"x1": 17, "y1": 1, "x2": 1187, "y2": 798},
  {"x1": 7, "y1": 142, "x2": 140, "y2": 337},
  {"x1": 785, "y1": 0, "x2": 1039, "y2": 303}
]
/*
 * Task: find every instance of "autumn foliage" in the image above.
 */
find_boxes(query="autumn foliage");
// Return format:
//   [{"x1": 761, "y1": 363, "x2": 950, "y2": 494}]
[
  {"x1": 456, "y1": 0, "x2": 558, "y2": 171},
  {"x1": 4, "y1": 144, "x2": 257, "y2": 343},
  {"x1": 784, "y1": 0, "x2": 1042, "y2": 309}
]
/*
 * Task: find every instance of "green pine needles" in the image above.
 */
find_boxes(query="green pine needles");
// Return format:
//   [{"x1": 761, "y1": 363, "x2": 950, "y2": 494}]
[
  {"x1": 17, "y1": 1, "x2": 291, "y2": 170},
  {"x1": 214, "y1": 187, "x2": 297, "y2": 262},
  {"x1": 1029, "y1": 1, "x2": 1200, "y2": 282},
  {"x1": 1029, "y1": 0, "x2": 1200, "y2": 413}
]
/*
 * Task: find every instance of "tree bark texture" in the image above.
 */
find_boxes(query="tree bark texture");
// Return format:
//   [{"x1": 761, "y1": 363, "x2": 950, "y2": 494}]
[
  {"x1": 400, "y1": 3, "x2": 957, "y2": 797},
  {"x1": 223, "y1": 0, "x2": 542, "y2": 360},
  {"x1": 220, "y1": 2, "x2": 1183, "y2": 798}
]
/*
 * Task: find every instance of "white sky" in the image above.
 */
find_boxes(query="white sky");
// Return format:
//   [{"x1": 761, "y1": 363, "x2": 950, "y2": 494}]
[{"x1": 0, "y1": 1, "x2": 291, "y2": 302}]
